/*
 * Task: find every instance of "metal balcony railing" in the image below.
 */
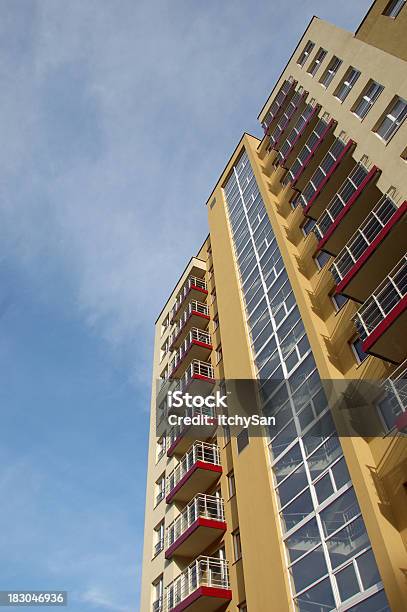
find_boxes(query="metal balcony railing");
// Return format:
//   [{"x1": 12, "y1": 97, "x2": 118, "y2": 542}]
[
  {"x1": 297, "y1": 137, "x2": 348, "y2": 210},
  {"x1": 354, "y1": 255, "x2": 407, "y2": 342},
  {"x1": 166, "y1": 495, "x2": 225, "y2": 550},
  {"x1": 166, "y1": 442, "x2": 221, "y2": 496},
  {"x1": 313, "y1": 163, "x2": 370, "y2": 241},
  {"x1": 330, "y1": 196, "x2": 398, "y2": 284},
  {"x1": 165, "y1": 556, "x2": 230, "y2": 611},
  {"x1": 169, "y1": 301, "x2": 209, "y2": 346},
  {"x1": 281, "y1": 117, "x2": 331, "y2": 186},
  {"x1": 171, "y1": 276, "x2": 207, "y2": 321},
  {"x1": 379, "y1": 360, "x2": 407, "y2": 431},
  {"x1": 170, "y1": 328, "x2": 212, "y2": 375},
  {"x1": 152, "y1": 597, "x2": 163, "y2": 612},
  {"x1": 275, "y1": 102, "x2": 319, "y2": 167},
  {"x1": 167, "y1": 404, "x2": 215, "y2": 449},
  {"x1": 262, "y1": 77, "x2": 296, "y2": 132},
  {"x1": 268, "y1": 89, "x2": 305, "y2": 149}
]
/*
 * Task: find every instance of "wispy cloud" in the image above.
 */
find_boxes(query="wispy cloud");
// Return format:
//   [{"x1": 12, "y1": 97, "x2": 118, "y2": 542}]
[{"x1": 80, "y1": 587, "x2": 134, "y2": 612}]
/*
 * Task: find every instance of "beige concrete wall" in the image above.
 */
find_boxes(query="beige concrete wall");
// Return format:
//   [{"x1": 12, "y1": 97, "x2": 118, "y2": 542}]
[{"x1": 356, "y1": 0, "x2": 407, "y2": 61}]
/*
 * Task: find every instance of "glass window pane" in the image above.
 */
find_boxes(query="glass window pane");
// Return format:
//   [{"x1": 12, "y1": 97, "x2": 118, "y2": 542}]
[
  {"x1": 326, "y1": 516, "x2": 370, "y2": 569},
  {"x1": 303, "y1": 412, "x2": 337, "y2": 457},
  {"x1": 274, "y1": 443, "x2": 303, "y2": 483},
  {"x1": 269, "y1": 420, "x2": 297, "y2": 459},
  {"x1": 345, "y1": 589, "x2": 390, "y2": 612},
  {"x1": 315, "y1": 473, "x2": 335, "y2": 504},
  {"x1": 357, "y1": 548, "x2": 381, "y2": 590},
  {"x1": 331, "y1": 457, "x2": 351, "y2": 489},
  {"x1": 320, "y1": 488, "x2": 360, "y2": 537},
  {"x1": 281, "y1": 489, "x2": 314, "y2": 532},
  {"x1": 308, "y1": 436, "x2": 342, "y2": 480},
  {"x1": 290, "y1": 545, "x2": 328, "y2": 594},
  {"x1": 335, "y1": 563, "x2": 360, "y2": 602},
  {"x1": 285, "y1": 518, "x2": 321, "y2": 563},
  {"x1": 294, "y1": 577, "x2": 335, "y2": 612},
  {"x1": 277, "y1": 462, "x2": 308, "y2": 507}
]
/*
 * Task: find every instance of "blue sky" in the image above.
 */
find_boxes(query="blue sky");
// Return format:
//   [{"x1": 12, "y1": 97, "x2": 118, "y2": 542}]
[{"x1": 0, "y1": 1, "x2": 372, "y2": 610}]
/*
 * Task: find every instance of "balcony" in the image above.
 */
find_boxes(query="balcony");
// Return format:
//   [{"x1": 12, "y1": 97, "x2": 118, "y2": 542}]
[
  {"x1": 354, "y1": 255, "x2": 407, "y2": 363},
  {"x1": 166, "y1": 442, "x2": 222, "y2": 504},
  {"x1": 377, "y1": 360, "x2": 407, "y2": 431},
  {"x1": 169, "y1": 330, "x2": 213, "y2": 379},
  {"x1": 167, "y1": 406, "x2": 217, "y2": 457},
  {"x1": 268, "y1": 89, "x2": 307, "y2": 150},
  {"x1": 165, "y1": 495, "x2": 226, "y2": 559},
  {"x1": 274, "y1": 102, "x2": 320, "y2": 168},
  {"x1": 170, "y1": 301, "x2": 210, "y2": 350},
  {"x1": 281, "y1": 117, "x2": 336, "y2": 187},
  {"x1": 171, "y1": 277, "x2": 208, "y2": 323},
  {"x1": 313, "y1": 163, "x2": 381, "y2": 255},
  {"x1": 175, "y1": 360, "x2": 216, "y2": 397},
  {"x1": 331, "y1": 198, "x2": 406, "y2": 302},
  {"x1": 261, "y1": 77, "x2": 297, "y2": 135},
  {"x1": 296, "y1": 137, "x2": 356, "y2": 218},
  {"x1": 165, "y1": 556, "x2": 231, "y2": 612}
]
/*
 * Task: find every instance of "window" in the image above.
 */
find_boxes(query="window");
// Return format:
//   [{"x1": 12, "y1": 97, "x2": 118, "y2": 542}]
[
  {"x1": 223, "y1": 422, "x2": 231, "y2": 444},
  {"x1": 351, "y1": 338, "x2": 368, "y2": 364},
  {"x1": 314, "y1": 251, "x2": 331, "y2": 270},
  {"x1": 233, "y1": 529, "x2": 242, "y2": 560},
  {"x1": 301, "y1": 218, "x2": 316, "y2": 236},
  {"x1": 353, "y1": 80, "x2": 384, "y2": 119},
  {"x1": 210, "y1": 288, "x2": 216, "y2": 304},
  {"x1": 374, "y1": 96, "x2": 407, "y2": 142},
  {"x1": 216, "y1": 345, "x2": 223, "y2": 364},
  {"x1": 331, "y1": 293, "x2": 348, "y2": 312},
  {"x1": 334, "y1": 67, "x2": 361, "y2": 102},
  {"x1": 155, "y1": 474, "x2": 165, "y2": 506},
  {"x1": 307, "y1": 47, "x2": 327, "y2": 77},
  {"x1": 156, "y1": 435, "x2": 166, "y2": 463},
  {"x1": 238, "y1": 603, "x2": 247, "y2": 612},
  {"x1": 153, "y1": 520, "x2": 164, "y2": 557},
  {"x1": 237, "y1": 428, "x2": 249, "y2": 453},
  {"x1": 319, "y1": 56, "x2": 342, "y2": 88},
  {"x1": 228, "y1": 470, "x2": 236, "y2": 498},
  {"x1": 383, "y1": 0, "x2": 406, "y2": 17},
  {"x1": 297, "y1": 40, "x2": 315, "y2": 67},
  {"x1": 213, "y1": 315, "x2": 219, "y2": 331},
  {"x1": 160, "y1": 340, "x2": 169, "y2": 363},
  {"x1": 152, "y1": 575, "x2": 163, "y2": 612}
]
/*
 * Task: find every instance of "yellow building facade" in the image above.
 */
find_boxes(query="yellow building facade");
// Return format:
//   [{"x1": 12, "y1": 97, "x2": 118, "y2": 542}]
[{"x1": 141, "y1": 2, "x2": 407, "y2": 610}]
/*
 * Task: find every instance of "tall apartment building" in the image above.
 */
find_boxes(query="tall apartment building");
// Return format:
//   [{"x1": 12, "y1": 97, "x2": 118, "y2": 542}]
[{"x1": 141, "y1": 1, "x2": 407, "y2": 610}]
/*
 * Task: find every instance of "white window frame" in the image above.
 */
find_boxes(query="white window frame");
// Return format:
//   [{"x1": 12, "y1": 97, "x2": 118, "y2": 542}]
[
  {"x1": 334, "y1": 67, "x2": 361, "y2": 103},
  {"x1": 319, "y1": 56, "x2": 342, "y2": 88},
  {"x1": 297, "y1": 40, "x2": 315, "y2": 67},
  {"x1": 383, "y1": 0, "x2": 406, "y2": 17},
  {"x1": 374, "y1": 96, "x2": 407, "y2": 142},
  {"x1": 353, "y1": 81, "x2": 384, "y2": 120},
  {"x1": 307, "y1": 48, "x2": 327, "y2": 77}
]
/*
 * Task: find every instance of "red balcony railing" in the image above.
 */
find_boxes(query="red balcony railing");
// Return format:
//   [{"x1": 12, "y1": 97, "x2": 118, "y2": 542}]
[
  {"x1": 169, "y1": 329, "x2": 212, "y2": 378},
  {"x1": 169, "y1": 301, "x2": 210, "y2": 350},
  {"x1": 313, "y1": 163, "x2": 379, "y2": 253},
  {"x1": 354, "y1": 255, "x2": 407, "y2": 362},
  {"x1": 274, "y1": 102, "x2": 320, "y2": 167},
  {"x1": 165, "y1": 556, "x2": 231, "y2": 612},
  {"x1": 296, "y1": 137, "x2": 355, "y2": 214},
  {"x1": 262, "y1": 77, "x2": 296, "y2": 133},
  {"x1": 171, "y1": 276, "x2": 208, "y2": 322},
  {"x1": 165, "y1": 494, "x2": 226, "y2": 559},
  {"x1": 166, "y1": 442, "x2": 221, "y2": 504},
  {"x1": 281, "y1": 117, "x2": 335, "y2": 187},
  {"x1": 331, "y1": 198, "x2": 406, "y2": 301},
  {"x1": 268, "y1": 89, "x2": 307, "y2": 150}
]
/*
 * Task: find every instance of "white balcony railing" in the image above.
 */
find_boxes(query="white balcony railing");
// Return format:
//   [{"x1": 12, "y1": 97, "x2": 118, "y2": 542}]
[
  {"x1": 268, "y1": 89, "x2": 305, "y2": 149},
  {"x1": 167, "y1": 404, "x2": 215, "y2": 449},
  {"x1": 355, "y1": 255, "x2": 407, "y2": 342},
  {"x1": 282, "y1": 117, "x2": 330, "y2": 186},
  {"x1": 166, "y1": 442, "x2": 220, "y2": 496},
  {"x1": 262, "y1": 77, "x2": 295, "y2": 132},
  {"x1": 275, "y1": 102, "x2": 318, "y2": 166},
  {"x1": 297, "y1": 137, "x2": 348, "y2": 209},
  {"x1": 330, "y1": 196, "x2": 397, "y2": 284},
  {"x1": 171, "y1": 276, "x2": 207, "y2": 320},
  {"x1": 169, "y1": 328, "x2": 212, "y2": 375},
  {"x1": 379, "y1": 360, "x2": 407, "y2": 431},
  {"x1": 313, "y1": 163, "x2": 370, "y2": 241},
  {"x1": 166, "y1": 494, "x2": 225, "y2": 550},
  {"x1": 165, "y1": 556, "x2": 230, "y2": 611},
  {"x1": 169, "y1": 301, "x2": 209, "y2": 346}
]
